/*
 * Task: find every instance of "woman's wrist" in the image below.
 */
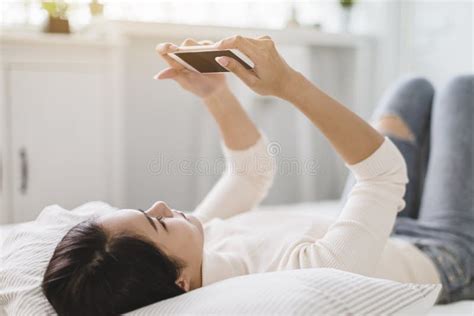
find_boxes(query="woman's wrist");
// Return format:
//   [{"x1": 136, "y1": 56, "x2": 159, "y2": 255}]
[
  {"x1": 202, "y1": 85, "x2": 233, "y2": 107},
  {"x1": 278, "y1": 70, "x2": 316, "y2": 105}
]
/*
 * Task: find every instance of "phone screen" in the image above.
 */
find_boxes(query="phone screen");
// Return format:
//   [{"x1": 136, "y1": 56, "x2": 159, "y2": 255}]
[{"x1": 174, "y1": 50, "x2": 252, "y2": 73}]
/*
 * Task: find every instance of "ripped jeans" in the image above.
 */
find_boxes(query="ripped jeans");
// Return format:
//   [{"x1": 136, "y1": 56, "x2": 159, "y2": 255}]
[{"x1": 343, "y1": 75, "x2": 474, "y2": 304}]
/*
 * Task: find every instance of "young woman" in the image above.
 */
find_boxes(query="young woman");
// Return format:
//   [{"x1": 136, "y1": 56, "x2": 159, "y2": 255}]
[{"x1": 42, "y1": 36, "x2": 473, "y2": 315}]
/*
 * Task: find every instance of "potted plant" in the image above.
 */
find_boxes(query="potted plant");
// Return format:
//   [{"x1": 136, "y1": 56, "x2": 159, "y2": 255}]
[
  {"x1": 42, "y1": 1, "x2": 70, "y2": 33},
  {"x1": 339, "y1": 0, "x2": 355, "y2": 33}
]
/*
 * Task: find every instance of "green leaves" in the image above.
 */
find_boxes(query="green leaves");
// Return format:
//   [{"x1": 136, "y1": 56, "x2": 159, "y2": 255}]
[
  {"x1": 41, "y1": 1, "x2": 69, "y2": 18},
  {"x1": 340, "y1": 0, "x2": 355, "y2": 9}
]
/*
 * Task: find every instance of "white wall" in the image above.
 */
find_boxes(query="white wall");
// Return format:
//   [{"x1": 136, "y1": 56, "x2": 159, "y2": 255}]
[
  {"x1": 398, "y1": 0, "x2": 473, "y2": 88},
  {"x1": 351, "y1": 0, "x2": 473, "y2": 99}
]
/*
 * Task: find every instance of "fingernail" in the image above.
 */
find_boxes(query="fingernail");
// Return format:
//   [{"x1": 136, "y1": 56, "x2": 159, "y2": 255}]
[
  {"x1": 215, "y1": 56, "x2": 229, "y2": 67},
  {"x1": 153, "y1": 74, "x2": 160, "y2": 80}
]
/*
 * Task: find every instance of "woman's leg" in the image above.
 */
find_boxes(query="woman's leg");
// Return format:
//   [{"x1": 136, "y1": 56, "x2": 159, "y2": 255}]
[
  {"x1": 394, "y1": 75, "x2": 474, "y2": 303},
  {"x1": 341, "y1": 77, "x2": 434, "y2": 219},
  {"x1": 418, "y1": 75, "x2": 473, "y2": 226}
]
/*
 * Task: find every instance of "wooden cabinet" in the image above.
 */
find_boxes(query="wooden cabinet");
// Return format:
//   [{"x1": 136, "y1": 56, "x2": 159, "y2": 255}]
[{"x1": 0, "y1": 34, "x2": 122, "y2": 223}]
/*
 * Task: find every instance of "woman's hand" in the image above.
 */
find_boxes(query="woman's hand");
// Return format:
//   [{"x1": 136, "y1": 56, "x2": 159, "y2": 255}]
[
  {"x1": 154, "y1": 39, "x2": 228, "y2": 99},
  {"x1": 214, "y1": 35, "x2": 298, "y2": 99}
]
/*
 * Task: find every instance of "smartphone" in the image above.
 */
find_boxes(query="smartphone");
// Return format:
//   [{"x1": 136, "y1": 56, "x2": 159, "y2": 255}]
[{"x1": 167, "y1": 45, "x2": 254, "y2": 74}]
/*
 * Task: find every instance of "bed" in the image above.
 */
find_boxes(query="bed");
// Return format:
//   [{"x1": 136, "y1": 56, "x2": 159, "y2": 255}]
[{"x1": 1, "y1": 200, "x2": 472, "y2": 315}]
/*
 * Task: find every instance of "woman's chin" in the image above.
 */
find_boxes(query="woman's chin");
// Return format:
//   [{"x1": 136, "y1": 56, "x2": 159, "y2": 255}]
[{"x1": 188, "y1": 214, "x2": 204, "y2": 236}]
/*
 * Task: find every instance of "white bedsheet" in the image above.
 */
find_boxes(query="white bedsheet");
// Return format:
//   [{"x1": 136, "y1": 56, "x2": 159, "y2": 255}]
[{"x1": 1, "y1": 200, "x2": 472, "y2": 315}]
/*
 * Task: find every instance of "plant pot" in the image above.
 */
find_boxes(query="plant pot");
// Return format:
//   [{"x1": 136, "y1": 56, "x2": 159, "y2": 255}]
[{"x1": 44, "y1": 16, "x2": 70, "y2": 34}]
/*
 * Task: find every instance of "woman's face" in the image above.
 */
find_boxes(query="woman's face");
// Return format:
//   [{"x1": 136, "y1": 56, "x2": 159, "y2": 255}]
[{"x1": 97, "y1": 201, "x2": 204, "y2": 289}]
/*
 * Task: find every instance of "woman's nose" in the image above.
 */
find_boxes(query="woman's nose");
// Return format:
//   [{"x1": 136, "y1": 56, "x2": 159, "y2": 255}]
[{"x1": 147, "y1": 201, "x2": 174, "y2": 217}]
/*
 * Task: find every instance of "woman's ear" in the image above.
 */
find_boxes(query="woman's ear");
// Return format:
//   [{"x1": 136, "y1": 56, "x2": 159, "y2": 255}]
[{"x1": 175, "y1": 276, "x2": 190, "y2": 292}]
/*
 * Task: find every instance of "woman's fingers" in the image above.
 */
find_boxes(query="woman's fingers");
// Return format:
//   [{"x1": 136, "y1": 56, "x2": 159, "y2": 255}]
[
  {"x1": 215, "y1": 36, "x2": 261, "y2": 89},
  {"x1": 154, "y1": 67, "x2": 195, "y2": 80},
  {"x1": 155, "y1": 42, "x2": 185, "y2": 69},
  {"x1": 181, "y1": 38, "x2": 215, "y2": 47},
  {"x1": 198, "y1": 40, "x2": 214, "y2": 45},
  {"x1": 155, "y1": 42, "x2": 177, "y2": 54},
  {"x1": 215, "y1": 56, "x2": 259, "y2": 88},
  {"x1": 214, "y1": 34, "x2": 296, "y2": 97},
  {"x1": 216, "y1": 35, "x2": 259, "y2": 60},
  {"x1": 154, "y1": 67, "x2": 180, "y2": 80},
  {"x1": 181, "y1": 38, "x2": 199, "y2": 46}
]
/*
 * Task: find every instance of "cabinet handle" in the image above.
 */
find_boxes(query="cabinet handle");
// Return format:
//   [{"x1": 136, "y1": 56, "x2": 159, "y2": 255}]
[
  {"x1": 19, "y1": 147, "x2": 28, "y2": 195},
  {"x1": 0, "y1": 150, "x2": 2, "y2": 194}
]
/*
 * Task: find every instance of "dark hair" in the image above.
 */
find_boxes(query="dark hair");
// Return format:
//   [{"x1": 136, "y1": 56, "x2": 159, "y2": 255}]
[{"x1": 42, "y1": 219, "x2": 186, "y2": 316}]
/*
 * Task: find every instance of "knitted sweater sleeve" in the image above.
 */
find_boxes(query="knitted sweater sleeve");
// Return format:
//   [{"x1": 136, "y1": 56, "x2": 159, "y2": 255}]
[
  {"x1": 193, "y1": 132, "x2": 276, "y2": 224},
  {"x1": 293, "y1": 137, "x2": 408, "y2": 276}
]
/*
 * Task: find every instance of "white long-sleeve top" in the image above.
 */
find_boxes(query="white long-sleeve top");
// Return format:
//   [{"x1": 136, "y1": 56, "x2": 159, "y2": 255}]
[{"x1": 193, "y1": 134, "x2": 441, "y2": 287}]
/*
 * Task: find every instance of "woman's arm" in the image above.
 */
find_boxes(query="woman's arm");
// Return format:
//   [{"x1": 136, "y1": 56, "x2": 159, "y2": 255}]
[
  {"x1": 202, "y1": 86, "x2": 260, "y2": 150},
  {"x1": 215, "y1": 35, "x2": 408, "y2": 276},
  {"x1": 193, "y1": 87, "x2": 276, "y2": 224},
  {"x1": 155, "y1": 39, "x2": 275, "y2": 224},
  {"x1": 282, "y1": 73, "x2": 384, "y2": 164},
  {"x1": 215, "y1": 35, "x2": 383, "y2": 164}
]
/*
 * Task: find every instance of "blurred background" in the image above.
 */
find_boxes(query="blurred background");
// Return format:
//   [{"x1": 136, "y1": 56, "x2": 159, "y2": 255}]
[{"x1": 0, "y1": 0, "x2": 472, "y2": 223}]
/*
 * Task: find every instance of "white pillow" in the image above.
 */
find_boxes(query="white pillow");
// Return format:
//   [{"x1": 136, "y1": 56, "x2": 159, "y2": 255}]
[
  {"x1": 1, "y1": 203, "x2": 441, "y2": 316},
  {"x1": 0, "y1": 202, "x2": 116, "y2": 315},
  {"x1": 129, "y1": 268, "x2": 440, "y2": 316}
]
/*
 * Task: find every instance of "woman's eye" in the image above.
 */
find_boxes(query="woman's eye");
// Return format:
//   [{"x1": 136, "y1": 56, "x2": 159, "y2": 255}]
[{"x1": 156, "y1": 216, "x2": 168, "y2": 231}]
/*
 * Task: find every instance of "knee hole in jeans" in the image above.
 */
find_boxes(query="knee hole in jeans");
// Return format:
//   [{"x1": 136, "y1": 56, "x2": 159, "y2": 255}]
[{"x1": 373, "y1": 115, "x2": 416, "y2": 142}]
